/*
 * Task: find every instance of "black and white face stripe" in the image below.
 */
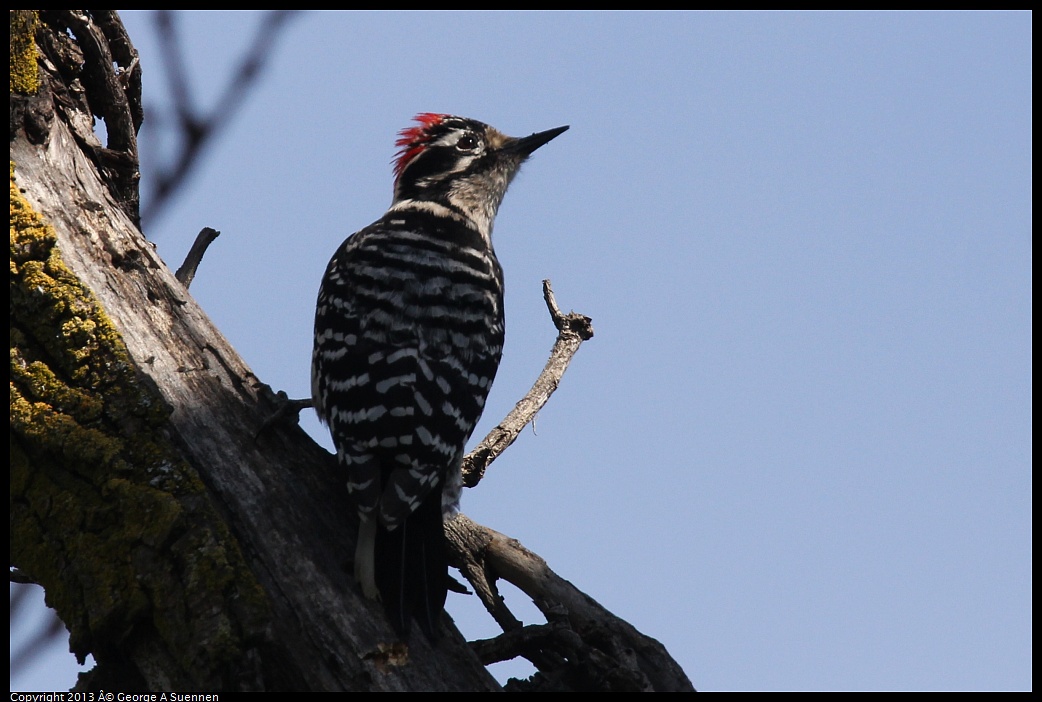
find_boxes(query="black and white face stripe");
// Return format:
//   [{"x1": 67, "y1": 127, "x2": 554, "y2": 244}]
[{"x1": 392, "y1": 119, "x2": 521, "y2": 216}]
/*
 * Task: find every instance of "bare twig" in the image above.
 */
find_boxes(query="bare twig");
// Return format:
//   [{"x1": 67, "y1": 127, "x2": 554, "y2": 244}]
[
  {"x1": 461, "y1": 280, "x2": 593, "y2": 488},
  {"x1": 445, "y1": 514, "x2": 694, "y2": 691},
  {"x1": 470, "y1": 623, "x2": 562, "y2": 666},
  {"x1": 253, "y1": 387, "x2": 313, "y2": 441},
  {"x1": 444, "y1": 511, "x2": 522, "y2": 633},
  {"x1": 175, "y1": 227, "x2": 220, "y2": 288},
  {"x1": 143, "y1": 10, "x2": 302, "y2": 228}
]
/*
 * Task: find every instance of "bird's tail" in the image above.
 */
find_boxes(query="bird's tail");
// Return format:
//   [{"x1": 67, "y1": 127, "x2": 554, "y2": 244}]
[{"x1": 375, "y1": 491, "x2": 447, "y2": 640}]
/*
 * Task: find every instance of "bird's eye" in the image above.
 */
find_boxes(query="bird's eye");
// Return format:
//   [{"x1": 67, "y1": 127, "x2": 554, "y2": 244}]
[{"x1": 456, "y1": 134, "x2": 479, "y2": 151}]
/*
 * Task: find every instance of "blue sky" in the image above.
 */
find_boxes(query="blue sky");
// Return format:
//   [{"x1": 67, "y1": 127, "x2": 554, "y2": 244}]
[{"x1": 12, "y1": 11, "x2": 1031, "y2": 691}]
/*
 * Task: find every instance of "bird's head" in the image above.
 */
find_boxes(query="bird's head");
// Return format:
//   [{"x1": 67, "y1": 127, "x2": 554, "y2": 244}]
[{"x1": 390, "y1": 113, "x2": 568, "y2": 237}]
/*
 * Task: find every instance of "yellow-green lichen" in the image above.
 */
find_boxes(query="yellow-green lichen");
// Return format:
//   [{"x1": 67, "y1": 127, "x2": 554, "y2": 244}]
[
  {"x1": 10, "y1": 166, "x2": 271, "y2": 681},
  {"x1": 9, "y1": 10, "x2": 39, "y2": 95}
]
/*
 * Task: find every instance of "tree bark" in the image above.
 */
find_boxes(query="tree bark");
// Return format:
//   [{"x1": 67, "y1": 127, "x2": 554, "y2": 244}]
[{"x1": 10, "y1": 10, "x2": 694, "y2": 692}]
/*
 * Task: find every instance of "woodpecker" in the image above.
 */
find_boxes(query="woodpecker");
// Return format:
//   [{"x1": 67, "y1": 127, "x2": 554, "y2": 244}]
[{"x1": 312, "y1": 114, "x2": 568, "y2": 638}]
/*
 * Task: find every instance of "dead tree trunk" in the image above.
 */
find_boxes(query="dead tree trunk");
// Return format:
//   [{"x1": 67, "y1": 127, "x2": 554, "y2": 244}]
[{"x1": 9, "y1": 10, "x2": 694, "y2": 692}]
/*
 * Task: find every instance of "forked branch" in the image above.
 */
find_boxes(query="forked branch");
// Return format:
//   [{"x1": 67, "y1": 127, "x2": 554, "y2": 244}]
[{"x1": 461, "y1": 279, "x2": 593, "y2": 488}]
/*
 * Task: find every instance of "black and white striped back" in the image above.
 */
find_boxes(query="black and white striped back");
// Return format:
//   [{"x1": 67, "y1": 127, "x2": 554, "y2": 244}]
[{"x1": 312, "y1": 206, "x2": 504, "y2": 529}]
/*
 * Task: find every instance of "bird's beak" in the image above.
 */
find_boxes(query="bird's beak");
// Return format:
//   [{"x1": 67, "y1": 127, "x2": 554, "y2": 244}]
[{"x1": 507, "y1": 125, "x2": 570, "y2": 156}]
